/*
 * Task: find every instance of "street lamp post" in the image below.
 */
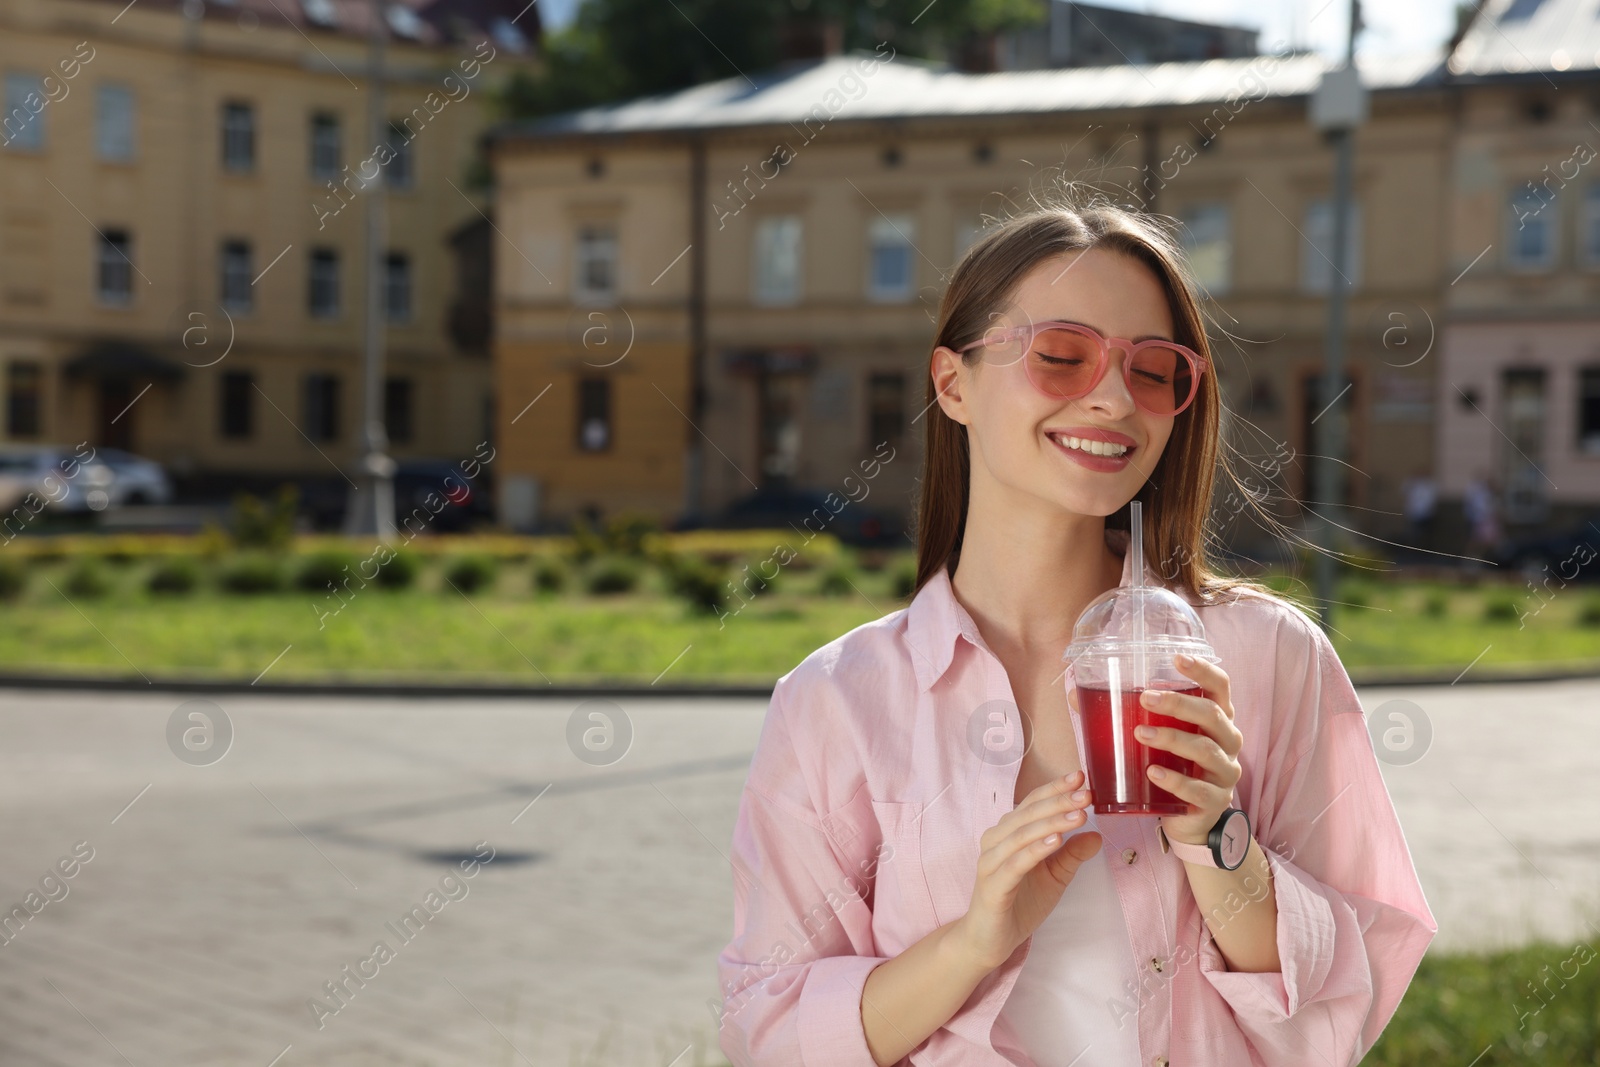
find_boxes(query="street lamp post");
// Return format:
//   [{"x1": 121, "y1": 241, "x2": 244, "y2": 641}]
[
  {"x1": 344, "y1": 0, "x2": 397, "y2": 539},
  {"x1": 1308, "y1": 0, "x2": 1366, "y2": 634}
]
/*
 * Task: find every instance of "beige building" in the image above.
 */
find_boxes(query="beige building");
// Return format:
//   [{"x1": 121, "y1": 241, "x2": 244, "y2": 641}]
[
  {"x1": 490, "y1": 38, "x2": 1460, "y2": 546},
  {"x1": 1435, "y1": 0, "x2": 1600, "y2": 539},
  {"x1": 0, "y1": 0, "x2": 537, "y2": 502}
]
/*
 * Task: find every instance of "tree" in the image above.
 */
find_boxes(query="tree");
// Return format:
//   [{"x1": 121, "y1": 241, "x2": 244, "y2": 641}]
[{"x1": 499, "y1": 0, "x2": 1046, "y2": 121}]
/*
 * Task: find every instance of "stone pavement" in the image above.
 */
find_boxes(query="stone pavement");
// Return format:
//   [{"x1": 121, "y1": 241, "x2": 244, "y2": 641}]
[{"x1": 0, "y1": 678, "x2": 1595, "y2": 1066}]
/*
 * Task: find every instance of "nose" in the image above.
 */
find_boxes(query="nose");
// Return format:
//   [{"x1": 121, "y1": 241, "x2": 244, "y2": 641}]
[{"x1": 1070, "y1": 347, "x2": 1138, "y2": 419}]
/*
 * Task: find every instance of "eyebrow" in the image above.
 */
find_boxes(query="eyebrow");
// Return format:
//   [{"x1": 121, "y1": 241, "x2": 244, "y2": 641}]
[{"x1": 1048, "y1": 318, "x2": 1173, "y2": 344}]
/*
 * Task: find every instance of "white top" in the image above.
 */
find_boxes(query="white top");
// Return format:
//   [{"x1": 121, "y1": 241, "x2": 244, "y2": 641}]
[{"x1": 994, "y1": 811, "x2": 1143, "y2": 1067}]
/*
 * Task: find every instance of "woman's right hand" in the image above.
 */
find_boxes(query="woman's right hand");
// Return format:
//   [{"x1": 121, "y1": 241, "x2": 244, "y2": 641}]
[{"x1": 951, "y1": 769, "x2": 1103, "y2": 972}]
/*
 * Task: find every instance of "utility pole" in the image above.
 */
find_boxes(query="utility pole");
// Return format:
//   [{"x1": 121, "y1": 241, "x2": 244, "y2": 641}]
[
  {"x1": 344, "y1": 0, "x2": 396, "y2": 539},
  {"x1": 1308, "y1": 0, "x2": 1365, "y2": 634}
]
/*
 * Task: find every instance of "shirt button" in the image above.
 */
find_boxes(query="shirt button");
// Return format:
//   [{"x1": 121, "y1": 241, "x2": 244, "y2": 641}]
[
  {"x1": 1153, "y1": 1057, "x2": 1169, "y2": 1067},
  {"x1": 1149, "y1": 957, "x2": 1164, "y2": 973},
  {"x1": 1122, "y1": 848, "x2": 1138, "y2": 864}
]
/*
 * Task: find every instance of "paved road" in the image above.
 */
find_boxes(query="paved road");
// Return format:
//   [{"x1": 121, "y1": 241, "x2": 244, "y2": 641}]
[{"x1": 0, "y1": 679, "x2": 1595, "y2": 1067}]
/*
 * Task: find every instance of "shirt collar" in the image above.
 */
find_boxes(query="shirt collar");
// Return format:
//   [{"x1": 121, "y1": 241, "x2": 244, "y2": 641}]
[{"x1": 904, "y1": 526, "x2": 1151, "y2": 693}]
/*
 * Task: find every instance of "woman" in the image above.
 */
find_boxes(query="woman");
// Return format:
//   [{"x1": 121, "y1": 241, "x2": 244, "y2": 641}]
[{"x1": 716, "y1": 195, "x2": 1436, "y2": 1067}]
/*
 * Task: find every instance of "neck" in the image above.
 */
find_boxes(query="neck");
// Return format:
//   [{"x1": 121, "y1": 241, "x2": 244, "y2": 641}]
[{"x1": 949, "y1": 480, "x2": 1124, "y2": 659}]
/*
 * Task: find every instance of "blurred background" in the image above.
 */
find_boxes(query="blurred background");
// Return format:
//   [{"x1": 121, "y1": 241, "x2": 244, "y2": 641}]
[{"x1": 0, "y1": 0, "x2": 1597, "y2": 1064}]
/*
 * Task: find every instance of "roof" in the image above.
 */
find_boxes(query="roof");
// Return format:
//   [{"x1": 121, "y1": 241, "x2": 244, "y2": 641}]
[
  {"x1": 1448, "y1": 0, "x2": 1600, "y2": 77},
  {"x1": 83, "y1": 0, "x2": 540, "y2": 52},
  {"x1": 497, "y1": 48, "x2": 1449, "y2": 141}
]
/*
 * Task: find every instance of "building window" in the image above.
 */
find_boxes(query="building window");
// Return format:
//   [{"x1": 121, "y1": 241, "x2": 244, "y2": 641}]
[
  {"x1": 385, "y1": 252, "x2": 411, "y2": 323},
  {"x1": 385, "y1": 376, "x2": 413, "y2": 444},
  {"x1": 310, "y1": 111, "x2": 341, "y2": 180},
  {"x1": 1582, "y1": 183, "x2": 1600, "y2": 268},
  {"x1": 308, "y1": 248, "x2": 340, "y2": 319},
  {"x1": 98, "y1": 229, "x2": 134, "y2": 305},
  {"x1": 222, "y1": 101, "x2": 255, "y2": 172},
  {"x1": 1300, "y1": 199, "x2": 1361, "y2": 294},
  {"x1": 303, "y1": 373, "x2": 340, "y2": 441},
  {"x1": 221, "y1": 240, "x2": 253, "y2": 312},
  {"x1": 3, "y1": 73, "x2": 46, "y2": 152},
  {"x1": 867, "y1": 371, "x2": 905, "y2": 451},
  {"x1": 5, "y1": 361, "x2": 42, "y2": 437},
  {"x1": 753, "y1": 215, "x2": 802, "y2": 306},
  {"x1": 574, "y1": 225, "x2": 618, "y2": 304},
  {"x1": 867, "y1": 213, "x2": 916, "y2": 302},
  {"x1": 1580, "y1": 366, "x2": 1600, "y2": 455},
  {"x1": 576, "y1": 377, "x2": 611, "y2": 451},
  {"x1": 219, "y1": 370, "x2": 253, "y2": 439},
  {"x1": 386, "y1": 120, "x2": 413, "y2": 188},
  {"x1": 1507, "y1": 185, "x2": 1557, "y2": 271},
  {"x1": 95, "y1": 83, "x2": 136, "y2": 162},
  {"x1": 1180, "y1": 202, "x2": 1232, "y2": 295}
]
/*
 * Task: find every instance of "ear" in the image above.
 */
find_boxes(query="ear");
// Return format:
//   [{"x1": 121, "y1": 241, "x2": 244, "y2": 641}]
[{"x1": 929, "y1": 345, "x2": 971, "y2": 426}]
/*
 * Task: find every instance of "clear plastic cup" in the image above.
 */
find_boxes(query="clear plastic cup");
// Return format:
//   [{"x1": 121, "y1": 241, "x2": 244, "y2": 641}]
[{"x1": 1063, "y1": 585, "x2": 1221, "y2": 815}]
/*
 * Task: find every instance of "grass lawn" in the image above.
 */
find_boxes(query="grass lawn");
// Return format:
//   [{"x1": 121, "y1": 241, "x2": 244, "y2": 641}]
[
  {"x1": 1360, "y1": 934, "x2": 1600, "y2": 1066},
  {"x1": 1, "y1": 544, "x2": 1597, "y2": 685}
]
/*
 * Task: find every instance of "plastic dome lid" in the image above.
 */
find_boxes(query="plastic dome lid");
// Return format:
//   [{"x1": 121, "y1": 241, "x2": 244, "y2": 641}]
[{"x1": 1061, "y1": 584, "x2": 1220, "y2": 663}]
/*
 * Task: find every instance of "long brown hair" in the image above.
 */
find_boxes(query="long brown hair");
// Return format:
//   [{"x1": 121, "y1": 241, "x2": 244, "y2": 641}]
[{"x1": 912, "y1": 188, "x2": 1264, "y2": 605}]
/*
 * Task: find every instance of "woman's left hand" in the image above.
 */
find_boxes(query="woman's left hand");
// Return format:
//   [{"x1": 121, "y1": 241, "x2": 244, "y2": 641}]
[{"x1": 1134, "y1": 653, "x2": 1244, "y2": 847}]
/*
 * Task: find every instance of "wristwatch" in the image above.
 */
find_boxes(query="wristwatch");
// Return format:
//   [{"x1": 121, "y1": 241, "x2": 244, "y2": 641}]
[{"x1": 1162, "y1": 808, "x2": 1251, "y2": 870}]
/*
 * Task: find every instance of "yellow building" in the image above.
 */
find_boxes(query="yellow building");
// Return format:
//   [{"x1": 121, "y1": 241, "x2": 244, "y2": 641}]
[
  {"x1": 0, "y1": 0, "x2": 538, "y2": 502},
  {"x1": 489, "y1": 40, "x2": 1456, "y2": 543}
]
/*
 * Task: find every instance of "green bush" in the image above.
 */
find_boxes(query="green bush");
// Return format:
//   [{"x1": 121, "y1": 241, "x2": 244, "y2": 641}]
[
  {"x1": 63, "y1": 558, "x2": 113, "y2": 598},
  {"x1": 0, "y1": 556, "x2": 26, "y2": 600},
  {"x1": 1482, "y1": 591, "x2": 1524, "y2": 624},
  {"x1": 1578, "y1": 596, "x2": 1600, "y2": 628},
  {"x1": 147, "y1": 557, "x2": 201, "y2": 595},
  {"x1": 443, "y1": 553, "x2": 497, "y2": 594},
  {"x1": 1422, "y1": 590, "x2": 1448, "y2": 618},
  {"x1": 585, "y1": 555, "x2": 642, "y2": 595},
  {"x1": 219, "y1": 552, "x2": 285, "y2": 594},
  {"x1": 1339, "y1": 579, "x2": 1375, "y2": 609},
  {"x1": 662, "y1": 553, "x2": 728, "y2": 615},
  {"x1": 231, "y1": 485, "x2": 299, "y2": 551},
  {"x1": 817, "y1": 563, "x2": 856, "y2": 597},
  {"x1": 531, "y1": 556, "x2": 567, "y2": 594},
  {"x1": 890, "y1": 556, "x2": 918, "y2": 600},
  {"x1": 374, "y1": 548, "x2": 420, "y2": 590},
  {"x1": 294, "y1": 549, "x2": 362, "y2": 592},
  {"x1": 736, "y1": 557, "x2": 782, "y2": 596}
]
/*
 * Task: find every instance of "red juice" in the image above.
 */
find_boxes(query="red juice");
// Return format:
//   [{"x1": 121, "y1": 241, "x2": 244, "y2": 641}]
[{"x1": 1077, "y1": 685, "x2": 1204, "y2": 815}]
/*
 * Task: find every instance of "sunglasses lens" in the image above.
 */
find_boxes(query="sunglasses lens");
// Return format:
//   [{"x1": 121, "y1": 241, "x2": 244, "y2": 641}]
[
  {"x1": 1128, "y1": 345, "x2": 1194, "y2": 416},
  {"x1": 1027, "y1": 328, "x2": 1102, "y2": 398}
]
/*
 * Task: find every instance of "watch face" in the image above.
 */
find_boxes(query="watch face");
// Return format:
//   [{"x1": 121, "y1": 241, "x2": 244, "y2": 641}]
[{"x1": 1216, "y1": 810, "x2": 1249, "y2": 869}]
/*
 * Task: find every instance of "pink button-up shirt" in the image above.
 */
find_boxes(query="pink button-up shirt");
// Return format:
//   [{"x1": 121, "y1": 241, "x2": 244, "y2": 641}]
[{"x1": 716, "y1": 531, "x2": 1438, "y2": 1066}]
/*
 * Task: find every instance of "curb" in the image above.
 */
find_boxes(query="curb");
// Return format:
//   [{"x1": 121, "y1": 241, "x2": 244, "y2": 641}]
[{"x1": 2, "y1": 665, "x2": 1599, "y2": 699}]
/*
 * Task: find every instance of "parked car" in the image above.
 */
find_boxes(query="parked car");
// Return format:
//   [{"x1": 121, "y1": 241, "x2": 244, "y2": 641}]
[
  {"x1": 392, "y1": 458, "x2": 495, "y2": 533},
  {"x1": 1489, "y1": 511, "x2": 1600, "y2": 583},
  {"x1": 678, "y1": 486, "x2": 905, "y2": 546},
  {"x1": 91, "y1": 448, "x2": 174, "y2": 507},
  {"x1": 0, "y1": 444, "x2": 116, "y2": 514}
]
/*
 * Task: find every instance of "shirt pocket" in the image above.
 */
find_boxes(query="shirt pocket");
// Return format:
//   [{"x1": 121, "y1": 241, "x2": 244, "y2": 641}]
[{"x1": 867, "y1": 798, "x2": 939, "y2": 955}]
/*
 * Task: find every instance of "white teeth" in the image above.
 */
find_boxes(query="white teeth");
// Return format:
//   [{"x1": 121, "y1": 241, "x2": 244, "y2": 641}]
[{"x1": 1053, "y1": 434, "x2": 1128, "y2": 457}]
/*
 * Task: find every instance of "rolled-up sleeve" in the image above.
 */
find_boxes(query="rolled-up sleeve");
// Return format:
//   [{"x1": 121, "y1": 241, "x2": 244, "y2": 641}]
[
  {"x1": 717, "y1": 675, "x2": 891, "y2": 1067},
  {"x1": 1199, "y1": 606, "x2": 1438, "y2": 1066}
]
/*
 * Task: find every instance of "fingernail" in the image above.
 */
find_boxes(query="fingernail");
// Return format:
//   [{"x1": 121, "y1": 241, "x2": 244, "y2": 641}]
[
  {"x1": 1141, "y1": 690, "x2": 1162, "y2": 706},
  {"x1": 1150, "y1": 766, "x2": 1167, "y2": 779},
  {"x1": 1071, "y1": 789, "x2": 1089, "y2": 802},
  {"x1": 1175, "y1": 653, "x2": 1193, "y2": 666},
  {"x1": 1135, "y1": 726, "x2": 1154, "y2": 739}
]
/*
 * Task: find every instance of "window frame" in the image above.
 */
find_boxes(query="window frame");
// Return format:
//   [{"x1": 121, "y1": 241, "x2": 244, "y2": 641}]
[
  {"x1": 573, "y1": 224, "x2": 619, "y2": 306},
  {"x1": 97, "y1": 228, "x2": 135, "y2": 306},
  {"x1": 309, "y1": 110, "x2": 342, "y2": 181},
  {"x1": 308, "y1": 247, "x2": 341, "y2": 320},
  {"x1": 95, "y1": 82, "x2": 137, "y2": 163},
  {"x1": 752, "y1": 214, "x2": 803, "y2": 306},
  {"x1": 222, "y1": 100, "x2": 256, "y2": 173},
  {"x1": 866, "y1": 213, "x2": 917, "y2": 303}
]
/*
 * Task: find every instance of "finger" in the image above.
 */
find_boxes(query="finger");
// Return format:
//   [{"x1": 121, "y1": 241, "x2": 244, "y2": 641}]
[
  {"x1": 1041, "y1": 830, "x2": 1103, "y2": 883},
  {"x1": 982, "y1": 771, "x2": 1088, "y2": 850},
  {"x1": 980, "y1": 811, "x2": 1089, "y2": 893},
  {"x1": 1173, "y1": 653, "x2": 1232, "y2": 715},
  {"x1": 1140, "y1": 690, "x2": 1240, "y2": 754},
  {"x1": 1149, "y1": 764, "x2": 1235, "y2": 809},
  {"x1": 992, "y1": 809, "x2": 1090, "y2": 871},
  {"x1": 1135, "y1": 723, "x2": 1234, "y2": 774}
]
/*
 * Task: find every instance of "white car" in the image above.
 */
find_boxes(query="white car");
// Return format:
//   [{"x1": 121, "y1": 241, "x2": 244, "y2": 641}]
[{"x1": 0, "y1": 444, "x2": 167, "y2": 514}]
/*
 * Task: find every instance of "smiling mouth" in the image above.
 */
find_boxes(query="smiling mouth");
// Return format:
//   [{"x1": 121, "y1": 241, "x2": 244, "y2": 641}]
[{"x1": 1047, "y1": 433, "x2": 1133, "y2": 458}]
